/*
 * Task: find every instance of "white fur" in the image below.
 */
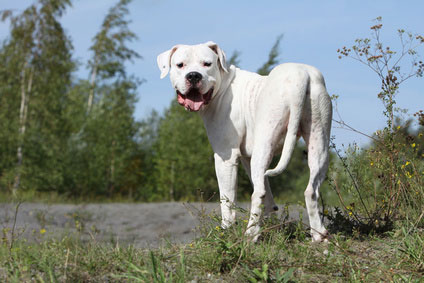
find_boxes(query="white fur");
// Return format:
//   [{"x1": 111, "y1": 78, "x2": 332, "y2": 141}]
[{"x1": 157, "y1": 42, "x2": 332, "y2": 242}]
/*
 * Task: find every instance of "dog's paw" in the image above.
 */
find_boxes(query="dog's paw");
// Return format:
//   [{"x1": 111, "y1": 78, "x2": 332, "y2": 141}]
[
  {"x1": 311, "y1": 229, "x2": 329, "y2": 243},
  {"x1": 245, "y1": 225, "x2": 261, "y2": 243}
]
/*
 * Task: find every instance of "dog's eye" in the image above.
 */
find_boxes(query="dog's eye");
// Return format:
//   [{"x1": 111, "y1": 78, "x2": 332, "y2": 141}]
[
  {"x1": 203, "y1": 62, "x2": 212, "y2": 67},
  {"x1": 177, "y1": 63, "x2": 184, "y2": 68}
]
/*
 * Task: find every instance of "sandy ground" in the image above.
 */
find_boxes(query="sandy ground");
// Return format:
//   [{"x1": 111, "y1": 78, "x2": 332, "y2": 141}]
[{"x1": 0, "y1": 202, "x2": 308, "y2": 248}]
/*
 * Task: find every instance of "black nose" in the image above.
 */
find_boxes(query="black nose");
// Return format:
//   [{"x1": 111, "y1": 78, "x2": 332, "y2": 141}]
[{"x1": 186, "y1": 72, "x2": 202, "y2": 84}]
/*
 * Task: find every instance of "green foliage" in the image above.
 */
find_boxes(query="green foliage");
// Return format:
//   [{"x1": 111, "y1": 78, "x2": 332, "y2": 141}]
[
  {"x1": 67, "y1": 0, "x2": 142, "y2": 198},
  {"x1": 153, "y1": 100, "x2": 217, "y2": 201},
  {"x1": 330, "y1": 121, "x2": 424, "y2": 233},
  {"x1": 0, "y1": 0, "x2": 76, "y2": 192},
  {"x1": 0, "y1": 0, "x2": 143, "y2": 199},
  {"x1": 134, "y1": 110, "x2": 161, "y2": 200},
  {"x1": 88, "y1": 0, "x2": 140, "y2": 81}
]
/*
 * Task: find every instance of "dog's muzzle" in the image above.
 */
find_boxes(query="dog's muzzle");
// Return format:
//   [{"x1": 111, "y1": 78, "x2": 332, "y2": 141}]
[{"x1": 176, "y1": 87, "x2": 214, "y2": 112}]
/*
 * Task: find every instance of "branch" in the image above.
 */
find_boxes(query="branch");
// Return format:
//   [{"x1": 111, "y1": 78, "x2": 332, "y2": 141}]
[
  {"x1": 332, "y1": 99, "x2": 379, "y2": 142},
  {"x1": 332, "y1": 119, "x2": 378, "y2": 142}
]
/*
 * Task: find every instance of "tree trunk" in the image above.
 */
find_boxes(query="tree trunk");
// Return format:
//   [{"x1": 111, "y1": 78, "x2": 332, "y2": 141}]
[
  {"x1": 13, "y1": 65, "x2": 33, "y2": 194},
  {"x1": 87, "y1": 56, "x2": 99, "y2": 114}
]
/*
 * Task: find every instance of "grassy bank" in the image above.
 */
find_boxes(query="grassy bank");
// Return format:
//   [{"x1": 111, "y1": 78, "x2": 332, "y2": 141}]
[{"x1": 1, "y1": 207, "x2": 423, "y2": 282}]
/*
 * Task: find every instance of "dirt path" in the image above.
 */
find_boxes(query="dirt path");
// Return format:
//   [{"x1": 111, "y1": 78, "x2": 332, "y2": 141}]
[{"x1": 0, "y1": 202, "x2": 307, "y2": 248}]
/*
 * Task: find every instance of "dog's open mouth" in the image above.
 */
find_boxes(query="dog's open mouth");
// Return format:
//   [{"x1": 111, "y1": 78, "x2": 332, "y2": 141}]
[{"x1": 176, "y1": 88, "x2": 214, "y2": 112}]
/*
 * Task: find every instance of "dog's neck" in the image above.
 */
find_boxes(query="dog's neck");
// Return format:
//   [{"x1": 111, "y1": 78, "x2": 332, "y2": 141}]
[
  {"x1": 214, "y1": 64, "x2": 237, "y2": 100},
  {"x1": 200, "y1": 65, "x2": 265, "y2": 119},
  {"x1": 198, "y1": 64, "x2": 236, "y2": 117}
]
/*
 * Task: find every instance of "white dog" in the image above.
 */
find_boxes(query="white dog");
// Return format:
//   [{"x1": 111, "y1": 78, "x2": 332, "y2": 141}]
[{"x1": 157, "y1": 42, "x2": 332, "y2": 242}]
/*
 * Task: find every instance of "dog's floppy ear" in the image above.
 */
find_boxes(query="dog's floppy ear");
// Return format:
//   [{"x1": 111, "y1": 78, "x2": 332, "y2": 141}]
[
  {"x1": 205, "y1": 41, "x2": 228, "y2": 73},
  {"x1": 157, "y1": 45, "x2": 179, "y2": 79}
]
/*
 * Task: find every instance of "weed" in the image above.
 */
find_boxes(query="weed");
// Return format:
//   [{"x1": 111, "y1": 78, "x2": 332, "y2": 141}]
[{"x1": 331, "y1": 18, "x2": 424, "y2": 236}]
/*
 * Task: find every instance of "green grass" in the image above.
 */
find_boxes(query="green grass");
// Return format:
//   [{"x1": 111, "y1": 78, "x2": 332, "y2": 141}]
[{"x1": 1, "y1": 209, "x2": 423, "y2": 282}]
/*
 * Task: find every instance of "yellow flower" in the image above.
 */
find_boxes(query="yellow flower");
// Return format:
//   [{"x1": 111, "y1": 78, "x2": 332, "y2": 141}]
[
  {"x1": 370, "y1": 162, "x2": 374, "y2": 166},
  {"x1": 40, "y1": 228, "x2": 46, "y2": 235},
  {"x1": 397, "y1": 126, "x2": 401, "y2": 130},
  {"x1": 215, "y1": 225, "x2": 220, "y2": 231},
  {"x1": 348, "y1": 212, "x2": 353, "y2": 216},
  {"x1": 243, "y1": 219, "x2": 248, "y2": 223},
  {"x1": 405, "y1": 161, "x2": 410, "y2": 166},
  {"x1": 411, "y1": 143, "x2": 416, "y2": 148}
]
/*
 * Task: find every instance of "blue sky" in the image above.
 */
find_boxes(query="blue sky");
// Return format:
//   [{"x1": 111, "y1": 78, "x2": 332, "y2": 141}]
[{"x1": 1, "y1": 0, "x2": 423, "y2": 148}]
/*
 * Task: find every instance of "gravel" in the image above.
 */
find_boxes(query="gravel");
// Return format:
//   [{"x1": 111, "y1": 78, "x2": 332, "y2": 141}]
[{"x1": 0, "y1": 202, "x2": 308, "y2": 248}]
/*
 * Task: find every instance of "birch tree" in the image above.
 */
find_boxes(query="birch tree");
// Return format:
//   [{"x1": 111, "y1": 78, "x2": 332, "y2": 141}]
[
  {"x1": 0, "y1": 0, "x2": 74, "y2": 193},
  {"x1": 86, "y1": 0, "x2": 140, "y2": 114}
]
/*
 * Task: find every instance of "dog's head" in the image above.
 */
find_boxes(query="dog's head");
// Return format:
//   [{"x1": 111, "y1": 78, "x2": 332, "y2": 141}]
[{"x1": 157, "y1": 41, "x2": 228, "y2": 112}]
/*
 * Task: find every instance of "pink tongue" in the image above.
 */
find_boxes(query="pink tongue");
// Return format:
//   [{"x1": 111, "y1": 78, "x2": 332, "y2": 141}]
[
  {"x1": 177, "y1": 91, "x2": 204, "y2": 111},
  {"x1": 185, "y1": 99, "x2": 204, "y2": 111}
]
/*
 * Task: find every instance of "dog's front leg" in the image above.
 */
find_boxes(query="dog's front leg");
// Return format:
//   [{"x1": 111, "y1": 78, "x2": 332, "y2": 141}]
[{"x1": 214, "y1": 152, "x2": 239, "y2": 228}]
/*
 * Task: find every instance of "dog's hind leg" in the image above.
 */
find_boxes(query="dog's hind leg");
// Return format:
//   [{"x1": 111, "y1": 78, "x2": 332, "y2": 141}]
[
  {"x1": 303, "y1": 123, "x2": 331, "y2": 242},
  {"x1": 240, "y1": 157, "x2": 278, "y2": 216},
  {"x1": 246, "y1": 150, "x2": 273, "y2": 242},
  {"x1": 246, "y1": 115, "x2": 286, "y2": 241}
]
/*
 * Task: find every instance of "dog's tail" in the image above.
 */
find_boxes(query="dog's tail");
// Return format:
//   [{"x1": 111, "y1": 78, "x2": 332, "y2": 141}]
[{"x1": 264, "y1": 75, "x2": 308, "y2": 177}]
